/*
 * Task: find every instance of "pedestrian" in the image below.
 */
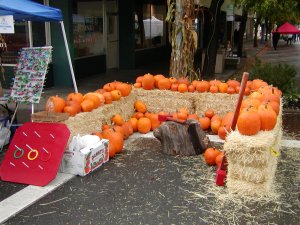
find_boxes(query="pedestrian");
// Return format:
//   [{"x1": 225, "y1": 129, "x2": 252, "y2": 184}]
[
  {"x1": 272, "y1": 29, "x2": 280, "y2": 50},
  {"x1": 287, "y1": 34, "x2": 293, "y2": 45}
]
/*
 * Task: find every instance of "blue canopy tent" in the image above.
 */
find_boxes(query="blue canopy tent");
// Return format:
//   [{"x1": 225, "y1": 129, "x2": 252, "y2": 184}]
[
  {"x1": 0, "y1": 0, "x2": 78, "y2": 92},
  {"x1": 0, "y1": 0, "x2": 78, "y2": 151}
]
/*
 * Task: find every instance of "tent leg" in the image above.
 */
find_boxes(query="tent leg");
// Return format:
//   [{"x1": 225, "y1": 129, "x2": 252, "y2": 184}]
[
  {"x1": 59, "y1": 21, "x2": 78, "y2": 93},
  {"x1": 28, "y1": 21, "x2": 33, "y2": 47}
]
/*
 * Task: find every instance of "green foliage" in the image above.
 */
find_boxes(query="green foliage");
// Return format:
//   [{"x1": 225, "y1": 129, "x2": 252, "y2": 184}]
[{"x1": 249, "y1": 58, "x2": 299, "y2": 102}]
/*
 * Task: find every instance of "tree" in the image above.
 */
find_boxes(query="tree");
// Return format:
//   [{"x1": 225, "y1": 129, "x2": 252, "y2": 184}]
[
  {"x1": 202, "y1": 0, "x2": 224, "y2": 78},
  {"x1": 166, "y1": 0, "x2": 198, "y2": 79}
]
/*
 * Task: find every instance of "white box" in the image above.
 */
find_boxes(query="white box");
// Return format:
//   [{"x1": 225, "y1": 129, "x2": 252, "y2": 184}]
[{"x1": 60, "y1": 139, "x2": 109, "y2": 176}]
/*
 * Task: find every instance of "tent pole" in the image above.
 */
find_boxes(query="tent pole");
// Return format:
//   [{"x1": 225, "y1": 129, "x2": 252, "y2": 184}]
[
  {"x1": 60, "y1": 21, "x2": 78, "y2": 93},
  {"x1": 28, "y1": 21, "x2": 35, "y2": 114}
]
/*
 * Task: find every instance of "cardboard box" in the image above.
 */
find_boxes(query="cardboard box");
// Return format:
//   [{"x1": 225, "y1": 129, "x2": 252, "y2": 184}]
[{"x1": 60, "y1": 139, "x2": 109, "y2": 176}]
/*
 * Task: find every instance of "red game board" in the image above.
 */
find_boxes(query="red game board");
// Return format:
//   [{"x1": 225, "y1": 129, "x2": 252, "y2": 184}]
[{"x1": 0, "y1": 122, "x2": 70, "y2": 186}]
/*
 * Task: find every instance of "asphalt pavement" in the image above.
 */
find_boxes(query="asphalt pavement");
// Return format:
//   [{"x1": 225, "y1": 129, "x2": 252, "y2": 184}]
[{"x1": 0, "y1": 39, "x2": 300, "y2": 225}]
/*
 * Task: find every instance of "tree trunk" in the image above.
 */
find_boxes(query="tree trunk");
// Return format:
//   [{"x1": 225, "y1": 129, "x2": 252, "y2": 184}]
[
  {"x1": 253, "y1": 16, "x2": 261, "y2": 48},
  {"x1": 153, "y1": 119, "x2": 209, "y2": 156},
  {"x1": 237, "y1": 9, "x2": 248, "y2": 57},
  {"x1": 202, "y1": 0, "x2": 224, "y2": 78}
]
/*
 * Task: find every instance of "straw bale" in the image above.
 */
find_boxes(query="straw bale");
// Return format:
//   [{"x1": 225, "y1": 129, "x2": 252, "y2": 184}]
[
  {"x1": 194, "y1": 93, "x2": 238, "y2": 117},
  {"x1": 225, "y1": 104, "x2": 283, "y2": 196},
  {"x1": 64, "y1": 93, "x2": 137, "y2": 139},
  {"x1": 134, "y1": 88, "x2": 195, "y2": 114}
]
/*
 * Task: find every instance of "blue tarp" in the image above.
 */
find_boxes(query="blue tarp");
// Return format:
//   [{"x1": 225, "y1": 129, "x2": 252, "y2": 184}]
[{"x1": 0, "y1": 0, "x2": 62, "y2": 22}]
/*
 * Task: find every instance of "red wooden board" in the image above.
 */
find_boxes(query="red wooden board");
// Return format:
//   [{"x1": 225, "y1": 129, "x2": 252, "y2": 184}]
[{"x1": 0, "y1": 122, "x2": 70, "y2": 186}]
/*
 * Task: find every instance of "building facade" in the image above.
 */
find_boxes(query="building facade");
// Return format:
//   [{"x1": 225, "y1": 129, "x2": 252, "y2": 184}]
[{"x1": 1, "y1": 0, "x2": 248, "y2": 88}]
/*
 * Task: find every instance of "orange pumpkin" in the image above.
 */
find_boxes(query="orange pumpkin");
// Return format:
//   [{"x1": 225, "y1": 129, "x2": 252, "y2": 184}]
[
  {"x1": 116, "y1": 82, "x2": 132, "y2": 97},
  {"x1": 204, "y1": 148, "x2": 221, "y2": 166},
  {"x1": 211, "y1": 119, "x2": 221, "y2": 134},
  {"x1": 111, "y1": 114, "x2": 124, "y2": 126},
  {"x1": 137, "y1": 117, "x2": 151, "y2": 134},
  {"x1": 227, "y1": 86, "x2": 236, "y2": 94},
  {"x1": 217, "y1": 82, "x2": 228, "y2": 93},
  {"x1": 237, "y1": 110, "x2": 261, "y2": 135},
  {"x1": 129, "y1": 117, "x2": 137, "y2": 132},
  {"x1": 154, "y1": 74, "x2": 166, "y2": 88},
  {"x1": 66, "y1": 92, "x2": 84, "y2": 104},
  {"x1": 63, "y1": 105, "x2": 77, "y2": 116},
  {"x1": 134, "y1": 82, "x2": 142, "y2": 88},
  {"x1": 251, "y1": 79, "x2": 268, "y2": 91},
  {"x1": 157, "y1": 78, "x2": 171, "y2": 90},
  {"x1": 149, "y1": 114, "x2": 160, "y2": 130},
  {"x1": 209, "y1": 85, "x2": 218, "y2": 93},
  {"x1": 142, "y1": 73, "x2": 155, "y2": 90},
  {"x1": 132, "y1": 112, "x2": 144, "y2": 119},
  {"x1": 226, "y1": 80, "x2": 240, "y2": 89},
  {"x1": 83, "y1": 93, "x2": 101, "y2": 108},
  {"x1": 188, "y1": 84, "x2": 195, "y2": 92},
  {"x1": 110, "y1": 90, "x2": 122, "y2": 101},
  {"x1": 209, "y1": 79, "x2": 221, "y2": 86},
  {"x1": 178, "y1": 83, "x2": 188, "y2": 93},
  {"x1": 81, "y1": 99, "x2": 95, "y2": 112},
  {"x1": 107, "y1": 129, "x2": 124, "y2": 155},
  {"x1": 136, "y1": 76, "x2": 144, "y2": 83},
  {"x1": 134, "y1": 100, "x2": 147, "y2": 113},
  {"x1": 198, "y1": 117, "x2": 211, "y2": 130},
  {"x1": 221, "y1": 112, "x2": 234, "y2": 127},
  {"x1": 258, "y1": 105, "x2": 277, "y2": 131},
  {"x1": 103, "y1": 92, "x2": 113, "y2": 104},
  {"x1": 45, "y1": 96, "x2": 66, "y2": 113},
  {"x1": 218, "y1": 125, "x2": 230, "y2": 140},
  {"x1": 63, "y1": 100, "x2": 81, "y2": 116},
  {"x1": 177, "y1": 77, "x2": 190, "y2": 86},
  {"x1": 169, "y1": 77, "x2": 177, "y2": 84},
  {"x1": 196, "y1": 80, "x2": 210, "y2": 92},
  {"x1": 204, "y1": 109, "x2": 214, "y2": 119},
  {"x1": 170, "y1": 83, "x2": 178, "y2": 91}
]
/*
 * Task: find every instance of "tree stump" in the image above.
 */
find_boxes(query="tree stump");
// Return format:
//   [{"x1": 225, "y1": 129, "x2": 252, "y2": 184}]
[{"x1": 153, "y1": 119, "x2": 209, "y2": 156}]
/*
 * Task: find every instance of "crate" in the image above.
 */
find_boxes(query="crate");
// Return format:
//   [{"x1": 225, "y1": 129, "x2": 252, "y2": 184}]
[{"x1": 31, "y1": 111, "x2": 69, "y2": 123}]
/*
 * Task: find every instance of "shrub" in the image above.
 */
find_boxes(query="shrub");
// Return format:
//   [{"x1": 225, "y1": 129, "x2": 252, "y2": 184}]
[{"x1": 249, "y1": 58, "x2": 299, "y2": 104}]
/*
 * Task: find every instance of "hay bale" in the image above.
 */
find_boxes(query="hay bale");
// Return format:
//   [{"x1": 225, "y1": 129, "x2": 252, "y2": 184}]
[
  {"x1": 224, "y1": 107, "x2": 283, "y2": 197},
  {"x1": 63, "y1": 92, "x2": 137, "y2": 139},
  {"x1": 134, "y1": 88, "x2": 195, "y2": 114},
  {"x1": 194, "y1": 93, "x2": 238, "y2": 117}
]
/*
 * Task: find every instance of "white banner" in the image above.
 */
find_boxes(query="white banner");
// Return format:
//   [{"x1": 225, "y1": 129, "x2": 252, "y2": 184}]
[{"x1": 0, "y1": 15, "x2": 14, "y2": 33}]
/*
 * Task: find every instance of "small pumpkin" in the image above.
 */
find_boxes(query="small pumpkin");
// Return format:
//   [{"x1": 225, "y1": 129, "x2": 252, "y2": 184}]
[
  {"x1": 66, "y1": 92, "x2": 84, "y2": 104},
  {"x1": 129, "y1": 117, "x2": 138, "y2": 132},
  {"x1": 81, "y1": 99, "x2": 95, "y2": 112},
  {"x1": 178, "y1": 83, "x2": 188, "y2": 93},
  {"x1": 103, "y1": 92, "x2": 113, "y2": 104},
  {"x1": 134, "y1": 100, "x2": 147, "y2": 113},
  {"x1": 111, "y1": 114, "x2": 124, "y2": 126},
  {"x1": 45, "y1": 96, "x2": 66, "y2": 113},
  {"x1": 116, "y1": 82, "x2": 132, "y2": 97},
  {"x1": 137, "y1": 117, "x2": 151, "y2": 134},
  {"x1": 142, "y1": 73, "x2": 155, "y2": 90},
  {"x1": 198, "y1": 117, "x2": 210, "y2": 130},
  {"x1": 204, "y1": 148, "x2": 221, "y2": 166},
  {"x1": 204, "y1": 109, "x2": 214, "y2": 119},
  {"x1": 196, "y1": 80, "x2": 210, "y2": 92},
  {"x1": 157, "y1": 78, "x2": 171, "y2": 90},
  {"x1": 257, "y1": 105, "x2": 277, "y2": 131},
  {"x1": 110, "y1": 90, "x2": 122, "y2": 101}
]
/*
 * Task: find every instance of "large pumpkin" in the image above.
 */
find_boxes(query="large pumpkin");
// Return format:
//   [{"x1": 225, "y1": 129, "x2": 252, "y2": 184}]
[
  {"x1": 142, "y1": 73, "x2": 155, "y2": 90},
  {"x1": 45, "y1": 96, "x2": 66, "y2": 113},
  {"x1": 237, "y1": 110, "x2": 261, "y2": 135},
  {"x1": 258, "y1": 105, "x2": 277, "y2": 131}
]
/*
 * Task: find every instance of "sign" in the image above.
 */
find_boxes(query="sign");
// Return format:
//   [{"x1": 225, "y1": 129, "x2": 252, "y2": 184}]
[
  {"x1": 10, "y1": 47, "x2": 52, "y2": 104},
  {"x1": 226, "y1": 4, "x2": 234, "y2": 21},
  {"x1": 0, "y1": 122, "x2": 70, "y2": 186},
  {"x1": 0, "y1": 15, "x2": 14, "y2": 33}
]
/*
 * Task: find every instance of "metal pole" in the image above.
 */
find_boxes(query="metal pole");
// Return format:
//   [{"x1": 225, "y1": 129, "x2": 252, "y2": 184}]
[
  {"x1": 60, "y1": 21, "x2": 78, "y2": 93},
  {"x1": 28, "y1": 21, "x2": 35, "y2": 114}
]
